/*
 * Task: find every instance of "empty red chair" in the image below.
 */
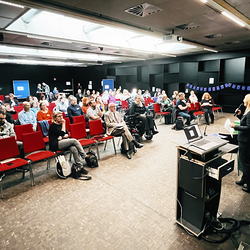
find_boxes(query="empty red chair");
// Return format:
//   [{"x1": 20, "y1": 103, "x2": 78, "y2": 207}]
[
  {"x1": 13, "y1": 106, "x2": 23, "y2": 113},
  {"x1": 89, "y1": 119, "x2": 116, "y2": 159},
  {"x1": 153, "y1": 103, "x2": 171, "y2": 122},
  {"x1": 22, "y1": 131, "x2": 55, "y2": 184},
  {"x1": 14, "y1": 124, "x2": 33, "y2": 141},
  {"x1": 73, "y1": 115, "x2": 87, "y2": 127},
  {"x1": 0, "y1": 137, "x2": 33, "y2": 197},
  {"x1": 70, "y1": 122, "x2": 98, "y2": 158},
  {"x1": 121, "y1": 100, "x2": 129, "y2": 111}
]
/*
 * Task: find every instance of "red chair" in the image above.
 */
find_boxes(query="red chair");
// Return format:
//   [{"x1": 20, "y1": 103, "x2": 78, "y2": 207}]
[
  {"x1": 193, "y1": 102, "x2": 205, "y2": 124},
  {"x1": 88, "y1": 119, "x2": 116, "y2": 159},
  {"x1": 37, "y1": 120, "x2": 52, "y2": 143},
  {"x1": 152, "y1": 103, "x2": 171, "y2": 122},
  {"x1": 64, "y1": 117, "x2": 71, "y2": 135},
  {"x1": 22, "y1": 131, "x2": 55, "y2": 184},
  {"x1": 14, "y1": 124, "x2": 33, "y2": 141},
  {"x1": 48, "y1": 103, "x2": 56, "y2": 112},
  {"x1": 212, "y1": 99, "x2": 223, "y2": 117},
  {"x1": 121, "y1": 100, "x2": 129, "y2": 111},
  {"x1": 13, "y1": 106, "x2": 23, "y2": 113},
  {"x1": 73, "y1": 115, "x2": 87, "y2": 127},
  {"x1": 11, "y1": 112, "x2": 19, "y2": 120},
  {"x1": 70, "y1": 122, "x2": 98, "y2": 158},
  {"x1": 0, "y1": 95, "x2": 4, "y2": 101},
  {"x1": 0, "y1": 137, "x2": 33, "y2": 197}
]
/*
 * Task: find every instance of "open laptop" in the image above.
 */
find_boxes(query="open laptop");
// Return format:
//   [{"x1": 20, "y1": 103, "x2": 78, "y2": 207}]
[{"x1": 184, "y1": 125, "x2": 225, "y2": 151}]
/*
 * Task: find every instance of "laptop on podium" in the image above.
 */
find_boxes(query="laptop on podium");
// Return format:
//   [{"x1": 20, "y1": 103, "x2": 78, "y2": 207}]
[{"x1": 184, "y1": 125, "x2": 226, "y2": 151}]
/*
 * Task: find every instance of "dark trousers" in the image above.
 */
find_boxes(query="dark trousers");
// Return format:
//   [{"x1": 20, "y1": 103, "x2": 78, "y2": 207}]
[
  {"x1": 238, "y1": 142, "x2": 250, "y2": 187},
  {"x1": 135, "y1": 115, "x2": 154, "y2": 134},
  {"x1": 203, "y1": 108, "x2": 214, "y2": 124}
]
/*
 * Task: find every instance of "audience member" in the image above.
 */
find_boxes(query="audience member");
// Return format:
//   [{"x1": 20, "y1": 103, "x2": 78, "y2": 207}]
[
  {"x1": 105, "y1": 103, "x2": 143, "y2": 159},
  {"x1": 143, "y1": 90, "x2": 151, "y2": 98},
  {"x1": 4, "y1": 103, "x2": 17, "y2": 124},
  {"x1": 160, "y1": 95, "x2": 173, "y2": 124},
  {"x1": 201, "y1": 92, "x2": 214, "y2": 125},
  {"x1": 67, "y1": 97, "x2": 85, "y2": 123},
  {"x1": 6, "y1": 93, "x2": 19, "y2": 107},
  {"x1": 49, "y1": 111, "x2": 88, "y2": 174},
  {"x1": 101, "y1": 90, "x2": 109, "y2": 105},
  {"x1": 55, "y1": 95, "x2": 68, "y2": 114},
  {"x1": 171, "y1": 90, "x2": 179, "y2": 101},
  {"x1": 30, "y1": 100, "x2": 39, "y2": 116},
  {"x1": 87, "y1": 100, "x2": 103, "y2": 121},
  {"x1": 0, "y1": 108, "x2": 15, "y2": 138},
  {"x1": 85, "y1": 90, "x2": 91, "y2": 98},
  {"x1": 37, "y1": 102, "x2": 52, "y2": 121},
  {"x1": 130, "y1": 95, "x2": 158, "y2": 136},
  {"x1": 95, "y1": 96, "x2": 105, "y2": 113},
  {"x1": 189, "y1": 90, "x2": 198, "y2": 103},
  {"x1": 81, "y1": 97, "x2": 89, "y2": 114},
  {"x1": 76, "y1": 89, "x2": 83, "y2": 104},
  {"x1": 176, "y1": 92, "x2": 196, "y2": 126},
  {"x1": 109, "y1": 91, "x2": 116, "y2": 104},
  {"x1": 40, "y1": 95, "x2": 49, "y2": 106},
  {"x1": 122, "y1": 89, "x2": 131, "y2": 101},
  {"x1": 18, "y1": 101, "x2": 37, "y2": 131}
]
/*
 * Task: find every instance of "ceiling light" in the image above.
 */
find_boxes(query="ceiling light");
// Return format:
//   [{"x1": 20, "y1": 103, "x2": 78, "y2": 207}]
[
  {"x1": 200, "y1": 0, "x2": 207, "y2": 3},
  {"x1": 204, "y1": 48, "x2": 218, "y2": 53},
  {"x1": 0, "y1": 0, "x2": 24, "y2": 8},
  {"x1": 222, "y1": 12, "x2": 245, "y2": 27}
]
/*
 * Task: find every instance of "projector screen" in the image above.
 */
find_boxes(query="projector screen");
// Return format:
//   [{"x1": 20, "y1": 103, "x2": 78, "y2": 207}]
[{"x1": 13, "y1": 80, "x2": 30, "y2": 99}]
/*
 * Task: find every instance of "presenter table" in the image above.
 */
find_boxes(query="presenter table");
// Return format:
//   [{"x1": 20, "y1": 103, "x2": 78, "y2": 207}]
[{"x1": 172, "y1": 135, "x2": 238, "y2": 236}]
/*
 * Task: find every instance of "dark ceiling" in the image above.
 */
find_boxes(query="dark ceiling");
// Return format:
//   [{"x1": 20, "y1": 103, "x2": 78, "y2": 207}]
[{"x1": 0, "y1": 0, "x2": 250, "y2": 65}]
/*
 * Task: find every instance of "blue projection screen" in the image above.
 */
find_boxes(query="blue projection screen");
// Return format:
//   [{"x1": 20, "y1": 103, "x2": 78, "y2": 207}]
[{"x1": 13, "y1": 80, "x2": 30, "y2": 99}]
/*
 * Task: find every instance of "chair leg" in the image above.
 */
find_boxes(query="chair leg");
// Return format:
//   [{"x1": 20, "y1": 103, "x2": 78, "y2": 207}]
[
  {"x1": 96, "y1": 143, "x2": 100, "y2": 160},
  {"x1": 0, "y1": 174, "x2": 5, "y2": 199},
  {"x1": 47, "y1": 158, "x2": 50, "y2": 170},
  {"x1": 104, "y1": 140, "x2": 108, "y2": 151},
  {"x1": 117, "y1": 137, "x2": 121, "y2": 147},
  {"x1": 112, "y1": 138, "x2": 117, "y2": 154},
  {"x1": 28, "y1": 164, "x2": 35, "y2": 186}
]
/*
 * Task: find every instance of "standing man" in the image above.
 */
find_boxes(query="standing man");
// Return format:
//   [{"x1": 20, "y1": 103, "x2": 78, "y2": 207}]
[
  {"x1": 76, "y1": 89, "x2": 83, "y2": 104},
  {"x1": 67, "y1": 97, "x2": 86, "y2": 124},
  {"x1": 18, "y1": 101, "x2": 37, "y2": 131},
  {"x1": 104, "y1": 103, "x2": 143, "y2": 159},
  {"x1": 42, "y1": 82, "x2": 50, "y2": 101},
  {"x1": 176, "y1": 92, "x2": 196, "y2": 126}
]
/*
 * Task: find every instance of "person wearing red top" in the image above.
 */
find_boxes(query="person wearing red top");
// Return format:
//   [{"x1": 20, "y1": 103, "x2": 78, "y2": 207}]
[{"x1": 37, "y1": 101, "x2": 52, "y2": 121}]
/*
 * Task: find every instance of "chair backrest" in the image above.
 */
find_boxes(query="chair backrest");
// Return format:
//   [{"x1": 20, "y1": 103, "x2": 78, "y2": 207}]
[
  {"x1": 64, "y1": 117, "x2": 71, "y2": 131},
  {"x1": 14, "y1": 124, "x2": 33, "y2": 141},
  {"x1": 195, "y1": 102, "x2": 202, "y2": 111},
  {"x1": 121, "y1": 101, "x2": 128, "y2": 109},
  {"x1": 0, "y1": 95, "x2": 4, "y2": 101},
  {"x1": 22, "y1": 131, "x2": 46, "y2": 154},
  {"x1": 89, "y1": 119, "x2": 104, "y2": 136},
  {"x1": 190, "y1": 102, "x2": 196, "y2": 111},
  {"x1": 70, "y1": 122, "x2": 87, "y2": 139},
  {"x1": 13, "y1": 106, "x2": 23, "y2": 113},
  {"x1": 11, "y1": 113, "x2": 19, "y2": 120},
  {"x1": 0, "y1": 136, "x2": 20, "y2": 160},
  {"x1": 153, "y1": 103, "x2": 161, "y2": 112},
  {"x1": 73, "y1": 115, "x2": 87, "y2": 127}
]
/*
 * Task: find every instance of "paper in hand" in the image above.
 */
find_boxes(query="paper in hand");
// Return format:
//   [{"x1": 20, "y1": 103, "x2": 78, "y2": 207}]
[{"x1": 224, "y1": 118, "x2": 234, "y2": 138}]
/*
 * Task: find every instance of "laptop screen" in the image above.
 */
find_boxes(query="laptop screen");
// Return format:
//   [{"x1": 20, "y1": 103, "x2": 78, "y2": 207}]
[{"x1": 184, "y1": 125, "x2": 202, "y2": 143}]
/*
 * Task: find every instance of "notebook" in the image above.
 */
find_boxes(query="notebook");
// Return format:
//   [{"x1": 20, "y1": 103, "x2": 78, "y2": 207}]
[{"x1": 184, "y1": 125, "x2": 225, "y2": 151}]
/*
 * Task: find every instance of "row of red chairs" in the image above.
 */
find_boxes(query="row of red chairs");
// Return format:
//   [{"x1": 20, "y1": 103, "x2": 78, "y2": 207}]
[{"x1": 1, "y1": 118, "x2": 117, "y2": 197}]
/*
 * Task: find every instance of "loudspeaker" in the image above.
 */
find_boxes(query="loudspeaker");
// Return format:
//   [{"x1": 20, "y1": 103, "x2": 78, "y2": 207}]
[{"x1": 0, "y1": 33, "x2": 3, "y2": 42}]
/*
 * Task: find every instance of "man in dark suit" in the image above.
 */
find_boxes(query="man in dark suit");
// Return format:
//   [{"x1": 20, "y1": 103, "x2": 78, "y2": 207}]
[{"x1": 104, "y1": 103, "x2": 143, "y2": 159}]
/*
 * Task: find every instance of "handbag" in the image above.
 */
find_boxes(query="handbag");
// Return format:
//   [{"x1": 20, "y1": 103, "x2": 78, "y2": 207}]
[
  {"x1": 55, "y1": 155, "x2": 71, "y2": 178},
  {"x1": 111, "y1": 125, "x2": 125, "y2": 137},
  {"x1": 85, "y1": 150, "x2": 99, "y2": 168}
]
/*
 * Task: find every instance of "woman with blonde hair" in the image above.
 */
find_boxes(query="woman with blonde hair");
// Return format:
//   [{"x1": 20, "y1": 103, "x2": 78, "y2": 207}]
[
  {"x1": 201, "y1": 92, "x2": 214, "y2": 125},
  {"x1": 230, "y1": 94, "x2": 250, "y2": 193}
]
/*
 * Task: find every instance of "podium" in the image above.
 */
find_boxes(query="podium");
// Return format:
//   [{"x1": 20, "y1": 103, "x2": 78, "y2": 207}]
[{"x1": 172, "y1": 135, "x2": 238, "y2": 236}]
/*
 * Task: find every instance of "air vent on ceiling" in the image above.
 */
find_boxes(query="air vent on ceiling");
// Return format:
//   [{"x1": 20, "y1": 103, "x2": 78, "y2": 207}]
[
  {"x1": 125, "y1": 3, "x2": 163, "y2": 17},
  {"x1": 175, "y1": 23, "x2": 199, "y2": 31},
  {"x1": 41, "y1": 42, "x2": 53, "y2": 46},
  {"x1": 204, "y1": 34, "x2": 223, "y2": 39},
  {"x1": 225, "y1": 41, "x2": 241, "y2": 45}
]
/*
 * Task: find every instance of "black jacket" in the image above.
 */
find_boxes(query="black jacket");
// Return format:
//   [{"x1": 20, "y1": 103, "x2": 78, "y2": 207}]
[
  {"x1": 234, "y1": 111, "x2": 250, "y2": 144},
  {"x1": 130, "y1": 102, "x2": 146, "y2": 115}
]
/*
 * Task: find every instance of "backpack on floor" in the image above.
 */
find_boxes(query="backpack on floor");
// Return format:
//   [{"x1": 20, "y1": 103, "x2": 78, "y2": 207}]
[
  {"x1": 85, "y1": 150, "x2": 98, "y2": 168},
  {"x1": 175, "y1": 117, "x2": 184, "y2": 130},
  {"x1": 55, "y1": 155, "x2": 71, "y2": 179}
]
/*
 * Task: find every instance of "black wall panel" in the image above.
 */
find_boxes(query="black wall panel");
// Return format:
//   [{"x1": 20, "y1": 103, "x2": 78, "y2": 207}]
[
  {"x1": 223, "y1": 57, "x2": 245, "y2": 83},
  {"x1": 179, "y1": 62, "x2": 198, "y2": 83}
]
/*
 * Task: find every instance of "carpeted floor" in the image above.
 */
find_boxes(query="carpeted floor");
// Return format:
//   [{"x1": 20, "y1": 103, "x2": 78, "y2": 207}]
[{"x1": 0, "y1": 112, "x2": 250, "y2": 250}]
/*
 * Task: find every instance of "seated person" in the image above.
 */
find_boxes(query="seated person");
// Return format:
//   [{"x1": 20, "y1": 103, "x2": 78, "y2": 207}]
[
  {"x1": 37, "y1": 102, "x2": 52, "y2": 121},
  {"x1": 105, "y1": 103, "x2": 143, "y2": 159},
  {"x1": 81, "y1": 97, "x2": 89, "y2": 114},
  {"x1": 160, "y1": 95, "x2": 173, "y2": 124},
  {"x1": 30, "y1": 100, "x2": 39, "y2": 116},
  {"x1": 55, "y1": 95, "x2": 68, "y2": 115},
  {"x1": 67, "y1": 97, "x2": 86, "y2": 124},
  {"x1": 18, "y1": 101, "x2": 37, "y2": 131},
  {"x1": 189, "y1": 90, "x2": 198, "y2": 103},
  {"x1": 201, "y1": 92, "x2": 214, "y2": 125},
  {"x1": 39, "y1": 95, "x2": 49, "y2": 106},
  {"x1": 176, "y1": 92, "x2": 196, "y2": 126},
  {"x1": 87, "y1": 100, "x2": 103, "y2": 121},
  {"x1": 130, "y1": 95, "x2": 158, "y2": 136},
  {"x1": 48, "y1": 111, "x2": 88, "y2": 174},
  {"x1": 4, "y1": 103, "x2": 17, "y2": 125},
  {"x1": 5, "y1": 93, "x2": 19, "y2": 107},
  {"x1": 95, "y1": 96, "x2": 105, "y2": 113}
]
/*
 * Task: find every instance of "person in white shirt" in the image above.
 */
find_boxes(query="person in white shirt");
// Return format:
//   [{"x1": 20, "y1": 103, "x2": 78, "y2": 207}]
[{"x1": 189, "y1": 90, "x2": 198, "y2": 103}]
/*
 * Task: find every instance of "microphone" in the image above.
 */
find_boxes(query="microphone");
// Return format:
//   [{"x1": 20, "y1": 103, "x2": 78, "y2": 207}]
[
  {"x1": 204, "y1": 124, "x2": 208, "y2": 136},
  {"x1": 234, "y1": 103, "x2": 243, "y2": 116}
]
